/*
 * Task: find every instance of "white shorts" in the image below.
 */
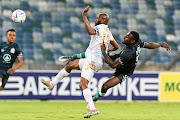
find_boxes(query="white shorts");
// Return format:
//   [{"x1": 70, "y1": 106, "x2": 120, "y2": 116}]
[{"x1": 79, "y1": 58, "x2": 103, "y2": 81}]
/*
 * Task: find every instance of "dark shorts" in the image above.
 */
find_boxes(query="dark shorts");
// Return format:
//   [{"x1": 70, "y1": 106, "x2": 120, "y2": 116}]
[
  {"x1": 0, "y1": 70, "x2": 9, "y2": 88},
  {"x1": 113, "y1": 71, "x2": 130, "y2": 84}
]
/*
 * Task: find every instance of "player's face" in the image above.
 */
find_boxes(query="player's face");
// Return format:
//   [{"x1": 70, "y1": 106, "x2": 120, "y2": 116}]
[
  {"x1": 122, "y1": 32, "x2": 135, "y2": 46},
  {"x1": 95, "y1": 14, "x2": 102, "y2": 26},
  {"x1": 6, "y1": 31, "x2": 16, "y2": 44}
]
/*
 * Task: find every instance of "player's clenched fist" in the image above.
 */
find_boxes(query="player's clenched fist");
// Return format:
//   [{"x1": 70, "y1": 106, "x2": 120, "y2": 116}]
[
  {"x1": 82, "y1": 6, "x2": 89, "y2": 17},
  {"x1": 101, "y1": 41, "x2": 106, "y2": 52}
]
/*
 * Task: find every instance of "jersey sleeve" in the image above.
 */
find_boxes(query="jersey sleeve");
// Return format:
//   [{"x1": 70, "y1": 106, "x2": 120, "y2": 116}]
[
  {"x1": 94, "y1": 25, "x2": 101, "y2": 35},
  {"x1": 109, "y1": 31, "x2": 115, "y2": 41},
  {"x1": 117, "y1": 57, "x2": 124, "y2": 66},
  {"x1": 16, "y1": 44, "x2": 23, "y2": 58},
  {"x1": 139, "y1": 39, "x2": 145, "y2": 48}
]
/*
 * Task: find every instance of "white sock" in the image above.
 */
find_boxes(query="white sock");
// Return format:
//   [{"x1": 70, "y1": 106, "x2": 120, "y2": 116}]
[
  {"x1": 50, "y1": 68, "x2": 70, "y2": 86},
  {"x1": 83, "y1": 88, "x2": 96, "y2": 110}
]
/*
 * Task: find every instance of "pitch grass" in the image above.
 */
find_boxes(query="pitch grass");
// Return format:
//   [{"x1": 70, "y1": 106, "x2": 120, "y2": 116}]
[{"x1": 0, "y1": 102, "x2": 180, "y2": 120}]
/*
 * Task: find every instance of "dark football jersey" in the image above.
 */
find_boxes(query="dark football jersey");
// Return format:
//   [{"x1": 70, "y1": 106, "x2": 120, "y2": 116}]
[
  {"x1": 113, "y1": 40, "x2": 145, "y2": 76},
  {"x1": 0, "y1": 42, "x2": 23, "y2": 71}
]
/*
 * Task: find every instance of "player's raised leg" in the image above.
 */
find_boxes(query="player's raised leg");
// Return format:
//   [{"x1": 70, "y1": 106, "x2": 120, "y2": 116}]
[
  {"x1": 40, "y1": 59, "x2": 80, "y2": 91},
  {"x1": 59, "y1": 52, "x2": 85, "y2": 62}
]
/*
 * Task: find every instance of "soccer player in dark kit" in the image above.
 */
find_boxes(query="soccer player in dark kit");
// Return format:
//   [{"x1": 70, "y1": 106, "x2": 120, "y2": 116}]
[
  {"x1": 92, "y1": 31, "x2": 171, "y2": 102},
  {"x1": 0, "y1": 29, "x2": 23, "y2": 91}
]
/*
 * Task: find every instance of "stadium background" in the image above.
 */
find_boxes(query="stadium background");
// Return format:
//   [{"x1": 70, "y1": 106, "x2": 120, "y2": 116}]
[{"x1": 0, "y1": 0, "x2": 179, "y2": 71}]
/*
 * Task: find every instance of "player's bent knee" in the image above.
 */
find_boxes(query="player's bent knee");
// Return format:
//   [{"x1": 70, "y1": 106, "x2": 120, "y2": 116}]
[
  {"x1": 79, "y1": 83, "x2": 88, "y2": 90},
  {"x1": 79, "y1": 84, "x2": 83, "y2": 90},
  {"x1": 79, "y1": 83, "x2": 85, "y2": 90}
]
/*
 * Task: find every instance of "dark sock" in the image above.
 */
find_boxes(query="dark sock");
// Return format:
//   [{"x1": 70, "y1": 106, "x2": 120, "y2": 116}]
[
  {"x1": 70, "y1": 52, "x2": 85, "y2": 61},
  {"x1": 93, "y1": 91, "x2": 104, "y2": 101}
]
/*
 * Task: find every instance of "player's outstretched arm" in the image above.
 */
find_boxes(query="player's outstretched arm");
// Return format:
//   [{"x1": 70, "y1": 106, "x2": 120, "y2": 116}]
[
  {"x1": 144, "y1": 42, "x2": 171, "y2": 51},
  {"x1": 7, "y1": 57, "x2": 23, "y2": 74},
  {"x1": 101, "y1": 41, "x2": 121, "y2": 69},
  {"x1": 82, "y1": 6, "x2": 96, "y2": 35}
]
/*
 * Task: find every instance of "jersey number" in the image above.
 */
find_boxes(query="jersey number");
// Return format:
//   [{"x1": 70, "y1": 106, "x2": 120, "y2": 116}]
[{"x1": 136, "y1": 45, "x2": 141, "y2": 63}]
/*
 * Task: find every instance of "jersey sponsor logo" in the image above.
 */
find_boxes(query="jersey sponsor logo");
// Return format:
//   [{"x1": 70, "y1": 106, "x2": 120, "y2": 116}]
[
  {"x1": 10, "y1": 48, "x2": 15, "y2": 53},
  {"x1": 160, "y1": 73, "x2": 180, "y2": 101},
  {"x1": 136, "y1": 45, "x2": 141, "y2": 63},
  {"x1": 1, "y1": 49, "x2": 5, "y2": 52},
  {"x1": 3, "y1": 54, "x2": 11, "y2": 62},
  {"x1": 18, "y1": 52, "x2": 23, "y2": 57}
]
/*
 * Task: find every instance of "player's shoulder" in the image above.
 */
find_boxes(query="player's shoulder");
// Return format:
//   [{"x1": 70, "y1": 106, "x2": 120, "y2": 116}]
[
  {"x1": 13, "y1": 43, "x2": 21, "y2": 49},
  {"x1": 0, "y1": 42, "x2": 6, "y2": 45},
  {"x1": 95, "y1": 24, "x2": 106, "y2": 29},
  {"x1": 96, "y1": 24, "x2": 110, "y2": 34},
  {"x1": 138, "y1": 39, "x2": 144, "y2": 43},
  {"x1": 13, "y1": 42, "x2": 19, "y2": 46},
  {"x1": 0, "y1": 42, "x2": 6, "y2": 46}
]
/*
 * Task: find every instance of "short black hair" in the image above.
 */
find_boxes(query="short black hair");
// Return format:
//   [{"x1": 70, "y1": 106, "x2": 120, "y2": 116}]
[
  {"x1": 6, "y1": 29, "x2": 16, "y2": 34},
  {"x1": 130, "y1": 31, "x2": 139, "y2": 43}
]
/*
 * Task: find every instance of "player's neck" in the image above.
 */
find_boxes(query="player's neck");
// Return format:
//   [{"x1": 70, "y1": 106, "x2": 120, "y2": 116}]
[
  {"x1": 126, "y1": 43, "x2": 135, "y2": 47},
  {"x1": 7, "y1": 42, "x2": 14, "y2": 46}
]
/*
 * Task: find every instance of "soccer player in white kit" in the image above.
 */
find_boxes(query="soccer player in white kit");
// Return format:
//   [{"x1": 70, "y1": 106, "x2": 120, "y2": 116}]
[{"x1": 40, "y1": 6, "x2": 119, "y2": 118}]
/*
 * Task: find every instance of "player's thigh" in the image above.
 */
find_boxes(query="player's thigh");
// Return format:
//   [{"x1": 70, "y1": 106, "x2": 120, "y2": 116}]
[
  {"x1": 79, "y1": 59, "x2": 86, "y2": 70},
  {"x1": 80, "y1": 59, "x2": 96, "y2": 81},
  {"x1": 81, "y1": 64, "x2": 95, "y2": 81},
  {"x1": 79, "y1": 59, "x2": 102, "y2": 72},
  {"x1": 79, "y1": 59, "x2": 102, "y2": 81},
  {"x1": 113, "y1": 71, "x2": 129, "y2": 84}
]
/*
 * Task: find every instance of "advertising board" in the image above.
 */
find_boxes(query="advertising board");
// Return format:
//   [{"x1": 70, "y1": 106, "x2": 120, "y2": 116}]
[{"x1": 0, "y1": 72, "x2": 159, "y2": 101}]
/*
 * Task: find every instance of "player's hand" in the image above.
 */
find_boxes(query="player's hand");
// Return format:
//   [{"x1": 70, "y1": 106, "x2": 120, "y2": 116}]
[
  {"x1": 162, "y1": 42, "x2": 171, "y2": 51},
  {"x1": 82, "y1": 6, "x2": 89, "y2": 17},
  {"x1": 101, "y1": 40, "x2": 106, "y2": 52},
  {"x1": 7, "y1": 68, "x2": 15, "y2": 74}
]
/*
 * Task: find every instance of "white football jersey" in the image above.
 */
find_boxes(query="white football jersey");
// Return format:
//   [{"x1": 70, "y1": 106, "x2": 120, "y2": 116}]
[{"x1": 85, "y1": 24, "x2": 114, "y2": 65}]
